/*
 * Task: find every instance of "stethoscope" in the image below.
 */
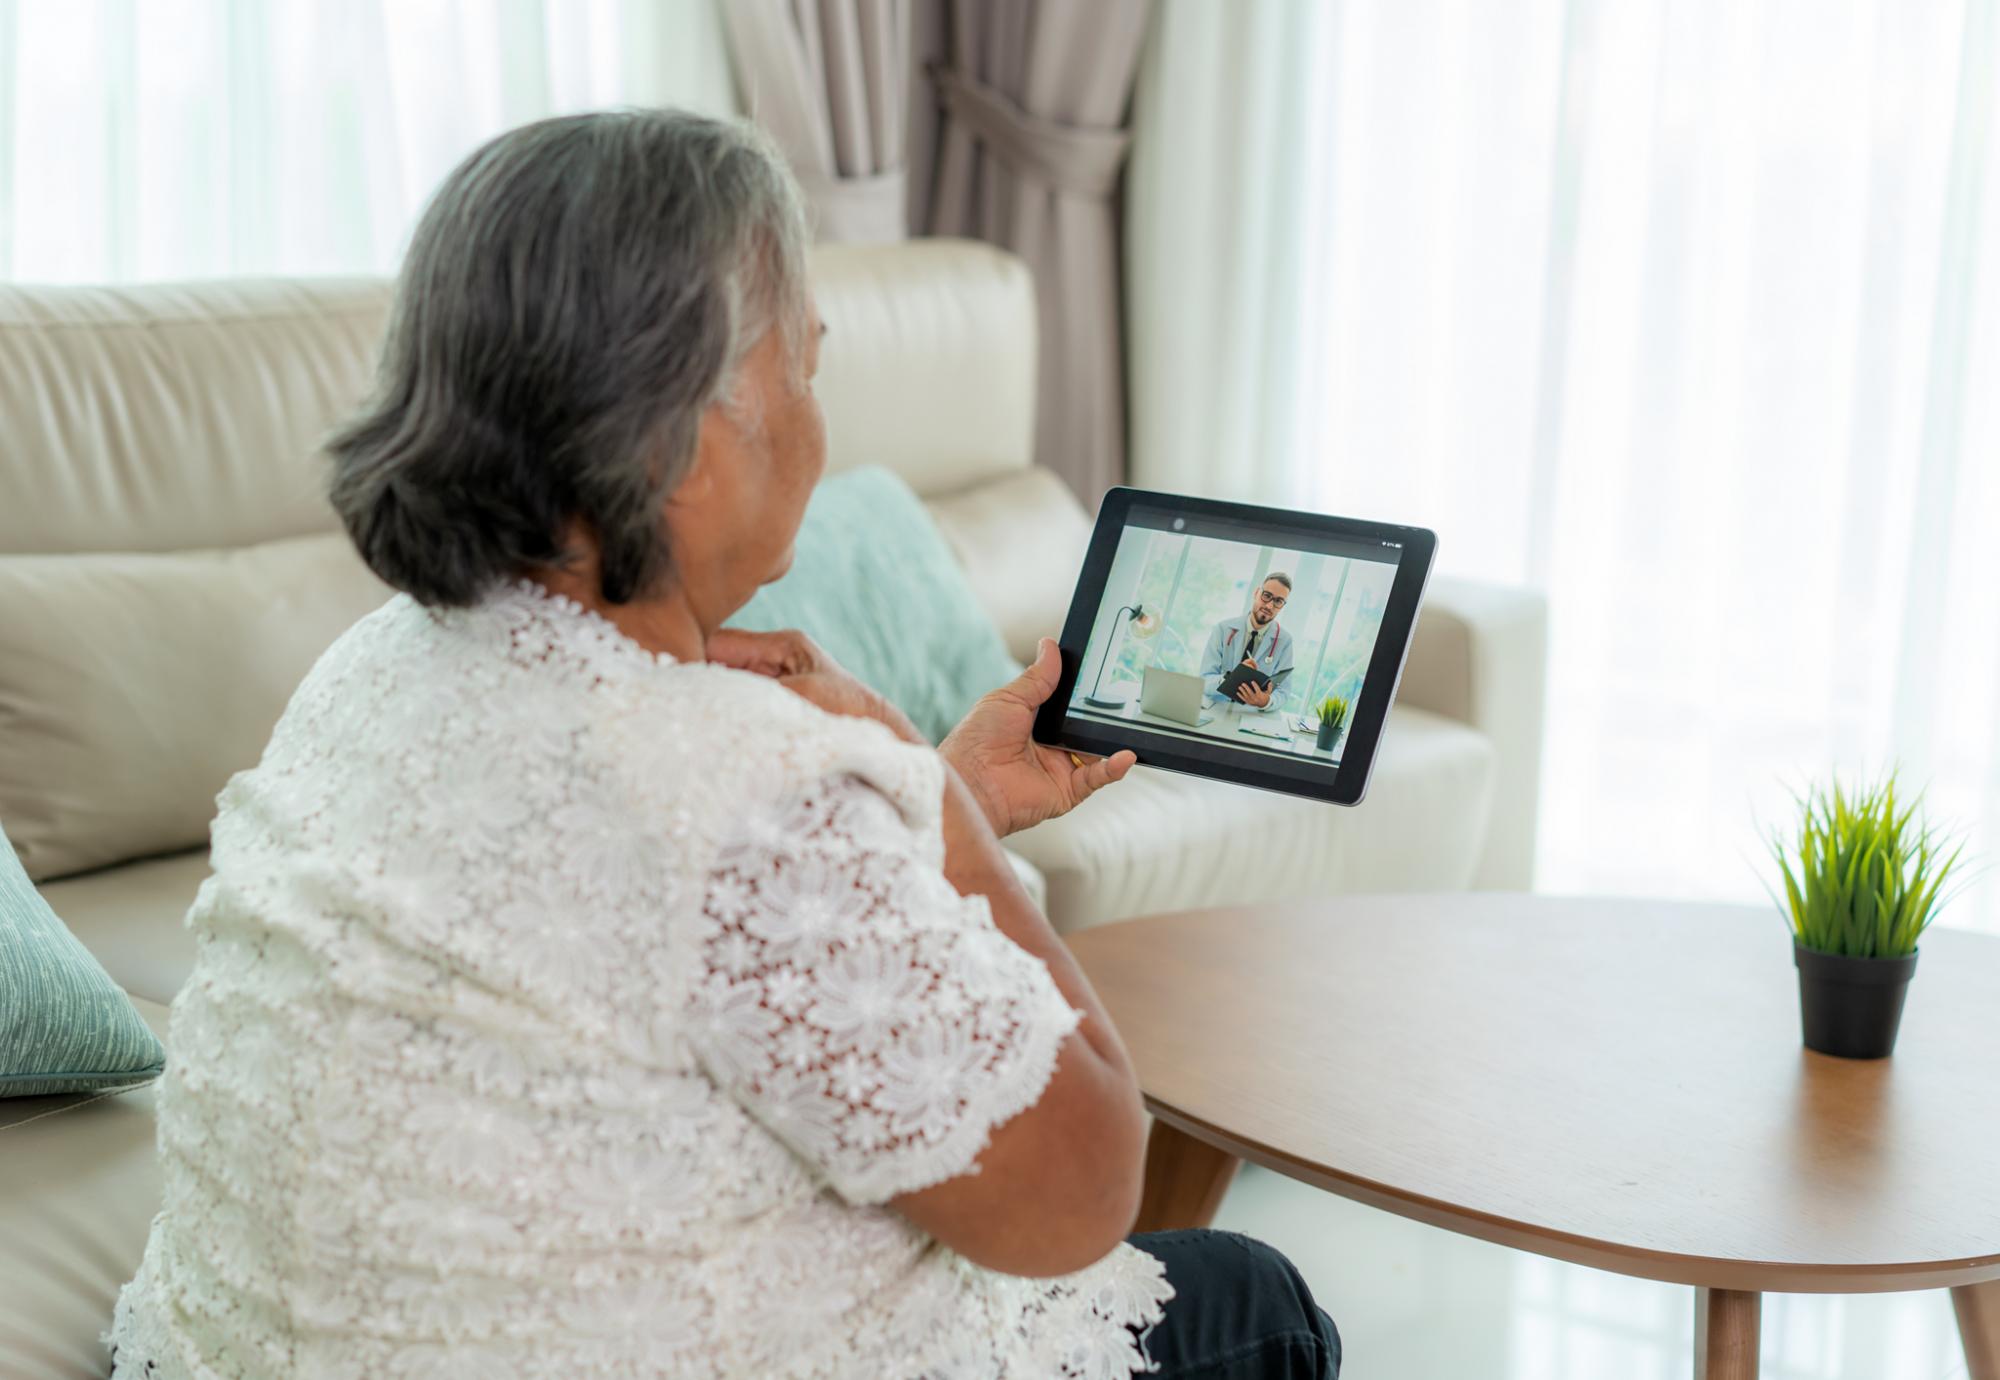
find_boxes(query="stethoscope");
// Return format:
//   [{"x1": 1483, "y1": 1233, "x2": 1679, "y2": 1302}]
[{"x1": 1221, "y1": 617, "x2": 1281, "y2": 667}]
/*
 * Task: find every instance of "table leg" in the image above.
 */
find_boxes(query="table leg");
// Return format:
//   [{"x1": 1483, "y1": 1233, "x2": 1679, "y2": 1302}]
[
  {"x1": 1134, "y1": 1119, "x2": 1241, "y2": 1233},
  {"x1": 1694, "y1": 1288, "x2": 1760, "y2": 1380},
  {"x1": 1955, "y1": 1279, "x2": 2000, "y2": 1380}
]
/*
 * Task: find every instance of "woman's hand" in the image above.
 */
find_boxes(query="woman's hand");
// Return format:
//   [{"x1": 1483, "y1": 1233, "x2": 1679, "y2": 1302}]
[
  {"x1": 705, "y1": 628, "x2": 923, "y2": 745},
  {"x1": 940, "y1": 638, "x2": 1137, "y2": 838}
]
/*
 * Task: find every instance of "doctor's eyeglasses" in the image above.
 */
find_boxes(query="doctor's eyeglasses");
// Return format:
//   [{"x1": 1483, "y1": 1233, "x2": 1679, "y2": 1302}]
[{"x1": 1256, "y1": 588, "x2": 1288, "y2": 608}]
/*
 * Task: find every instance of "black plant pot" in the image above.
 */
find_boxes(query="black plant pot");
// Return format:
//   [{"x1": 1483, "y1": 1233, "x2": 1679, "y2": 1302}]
[
  {"x1": 1315, "y1": 720, "x2": 1343, "y2": 752},
  {"x1": 1793, "y1": 942, "x2": 1918, "y2": 1059}
]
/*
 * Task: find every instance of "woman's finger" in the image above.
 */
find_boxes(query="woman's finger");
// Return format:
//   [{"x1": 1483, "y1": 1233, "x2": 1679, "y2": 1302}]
[
  {"x1": 706, "y1": 627, "x2": 817, "y2": 678},
  {"x1": 777, "y1": 671, "x2": 871, "y2": 720}
]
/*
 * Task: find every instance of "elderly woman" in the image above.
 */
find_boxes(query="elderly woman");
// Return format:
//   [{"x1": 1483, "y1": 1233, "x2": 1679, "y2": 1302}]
[{"x1": 106, "y1": 111, "x2": 1340, "y2": 1379}]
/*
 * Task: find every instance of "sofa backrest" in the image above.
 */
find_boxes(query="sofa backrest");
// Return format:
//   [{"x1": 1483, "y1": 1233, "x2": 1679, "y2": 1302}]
[{"x1": 0, "y1": 240, "x2": 1090, "y2": 883}]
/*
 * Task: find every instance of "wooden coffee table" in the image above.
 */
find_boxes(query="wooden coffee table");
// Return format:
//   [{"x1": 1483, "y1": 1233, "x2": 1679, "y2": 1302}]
[{"x1": 1066, "y1": 895, "x2": 2000, "y2": 1380}]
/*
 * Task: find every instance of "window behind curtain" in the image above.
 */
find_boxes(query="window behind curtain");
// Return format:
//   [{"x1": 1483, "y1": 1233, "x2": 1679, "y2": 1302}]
[{"x1": 0, "y1": 0, "x2": 735, "y2": 283}]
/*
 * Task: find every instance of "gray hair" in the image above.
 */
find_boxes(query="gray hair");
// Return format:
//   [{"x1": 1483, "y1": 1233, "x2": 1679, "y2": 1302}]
[
  {"x1": 327, "y1": 109, "x2": 810, "y2": 607},
  {"x1": 1264, "y1": 571, "x2": 1293, "y2": 591}
]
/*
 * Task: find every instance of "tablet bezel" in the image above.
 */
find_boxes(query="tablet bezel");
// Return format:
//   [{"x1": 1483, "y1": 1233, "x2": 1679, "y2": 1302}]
[{"x1": 1032, "y1": 487, "x2": 1437, "y2": 807}]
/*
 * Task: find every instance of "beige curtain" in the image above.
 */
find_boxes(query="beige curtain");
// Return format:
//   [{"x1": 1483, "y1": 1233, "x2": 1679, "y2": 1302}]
[
  {"x1": 922, "y1": 0, "x2": 1152, "y2": 503},
  {"x1": 725, "y1": 0, "x2": 912, "y2": 243}
]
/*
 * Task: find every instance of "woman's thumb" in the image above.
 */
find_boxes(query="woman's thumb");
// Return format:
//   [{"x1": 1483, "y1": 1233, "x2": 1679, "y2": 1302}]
[{"x1": 1015, "y1": 638, "x2": 1061, "y2": 701}]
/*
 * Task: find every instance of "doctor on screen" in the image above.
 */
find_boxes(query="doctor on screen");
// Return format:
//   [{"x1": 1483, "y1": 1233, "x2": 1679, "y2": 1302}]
[{"x1": 1200, "y1": 573, "x2": 1296, "y2": 711}]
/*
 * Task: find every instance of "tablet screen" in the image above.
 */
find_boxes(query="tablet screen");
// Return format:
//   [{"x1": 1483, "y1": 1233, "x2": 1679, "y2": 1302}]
[{"x1": 1037, "y1": 489, "x2": 1435, "y2": 806}]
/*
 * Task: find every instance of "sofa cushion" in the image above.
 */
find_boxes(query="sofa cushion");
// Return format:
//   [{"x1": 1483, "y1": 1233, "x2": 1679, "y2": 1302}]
[
  {"x1": 0, "y1": 996, "x2": 164, "y2": 1378},
  {"x1": 0, "y1": 532, "x2": 389, "y2": 882},
  {"x1": 811, "y1": 242, "x2": 1036, "y2": 496},
  {"x1": 0, "y1": 828, "x2": 164, "y2": 1097},
  {"x1": 0, "y1": 279, "x2": 389, "y2": 557},
  {"x1": 727, "y1": 466, "x2": 1021, "y2": 743},
  {"x1": 1013, "y1": 705, "x2": 1498, "y2": 933}
]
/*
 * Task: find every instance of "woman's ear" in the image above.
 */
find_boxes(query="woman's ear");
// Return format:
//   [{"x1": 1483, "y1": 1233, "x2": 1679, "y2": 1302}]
[{"x1": 669, "y1": 421, "x2": 722, "y2": 507}]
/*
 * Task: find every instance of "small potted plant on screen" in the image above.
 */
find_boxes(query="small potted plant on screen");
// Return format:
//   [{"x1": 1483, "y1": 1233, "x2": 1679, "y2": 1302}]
[
  {"x1": 1768, "y1": 771, "x2": 1967, "y2": 1059},
  {"x1": 1314, "y1": 694, "x2": 1350, "y2": 753}
]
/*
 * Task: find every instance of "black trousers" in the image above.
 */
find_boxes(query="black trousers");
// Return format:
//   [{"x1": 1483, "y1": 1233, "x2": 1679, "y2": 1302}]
[{"x1": 1127, "y1": 1229, "x2": 1342, "y2": 1379}]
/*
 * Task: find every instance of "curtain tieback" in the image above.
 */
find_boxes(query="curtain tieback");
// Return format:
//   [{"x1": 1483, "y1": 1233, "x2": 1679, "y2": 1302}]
[{"x1": 931, "y1": 64, "x2": 1133, "y2": 199}]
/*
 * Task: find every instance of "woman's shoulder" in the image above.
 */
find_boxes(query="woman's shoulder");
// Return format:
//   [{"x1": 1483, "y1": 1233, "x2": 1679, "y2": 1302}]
[
  {"x1": 605, "y1": 660, "x2": 944, "y2": 836},
  {"x1": 269, "y1": 580, "x2": 940, "y2": 834}
]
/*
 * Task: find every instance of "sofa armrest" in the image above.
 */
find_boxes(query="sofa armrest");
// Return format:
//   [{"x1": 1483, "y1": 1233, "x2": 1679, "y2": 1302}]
[{"x1": 1395, "y1": 576, "x2": 1548, "y2": 889}]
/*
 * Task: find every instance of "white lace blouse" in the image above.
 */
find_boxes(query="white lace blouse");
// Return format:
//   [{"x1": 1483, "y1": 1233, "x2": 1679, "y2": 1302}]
[{"x1": 106, "y1": 583, "x2": 1172, "y2": 1379}]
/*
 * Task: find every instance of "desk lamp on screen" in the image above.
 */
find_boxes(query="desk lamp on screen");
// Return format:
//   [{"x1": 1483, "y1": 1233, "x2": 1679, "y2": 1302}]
[{"x1": 1082, "y1": 605, "x2": 1161, "y2": 709}]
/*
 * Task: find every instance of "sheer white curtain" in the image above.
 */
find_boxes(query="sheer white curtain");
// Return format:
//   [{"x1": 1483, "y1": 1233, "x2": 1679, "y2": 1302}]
[
  {"x1": 0, "y1": 0, "x2": 736, "y2": 283},
  {"x1": 1129, "y1": 0, "x2": 2000, "y2": 932}
]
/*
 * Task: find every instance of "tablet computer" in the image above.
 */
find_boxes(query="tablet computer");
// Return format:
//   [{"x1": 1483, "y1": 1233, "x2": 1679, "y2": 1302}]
[{"x1": 1033, "y1": 487, "x2": 1436, "y2": 806}]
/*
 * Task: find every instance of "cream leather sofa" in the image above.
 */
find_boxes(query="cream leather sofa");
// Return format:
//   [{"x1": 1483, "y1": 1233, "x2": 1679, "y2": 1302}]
[{"x1": 0, "y1": 239, "x2": 1546, "y2": 1377}]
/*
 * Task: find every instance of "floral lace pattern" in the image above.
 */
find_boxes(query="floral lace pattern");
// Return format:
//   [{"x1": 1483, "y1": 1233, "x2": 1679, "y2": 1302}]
[
  {"x1": 105, "y1": 583, "x2": 1172, "y2": 1379},
  {"x1": 691, "y1": 776, "x2": 1085, "y2": 1209}
]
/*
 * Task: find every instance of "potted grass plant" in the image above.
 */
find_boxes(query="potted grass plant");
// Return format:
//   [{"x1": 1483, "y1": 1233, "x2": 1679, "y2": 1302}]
[
  {"x1": 1768, "y1": 772, "x2": 1967, "y2": 1059},
  {"x1": 1313, "y1": 694, "x2": 1350, "y2": 752}
]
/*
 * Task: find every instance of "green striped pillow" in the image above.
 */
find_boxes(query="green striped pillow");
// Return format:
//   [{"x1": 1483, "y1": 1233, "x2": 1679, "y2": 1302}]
[
  {"x1": 0, "y1": 826, "x2": 165, "y2": 1097},
  {"x1": 727, "y1": 466, "x2": 1022, "y2": 744}
]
